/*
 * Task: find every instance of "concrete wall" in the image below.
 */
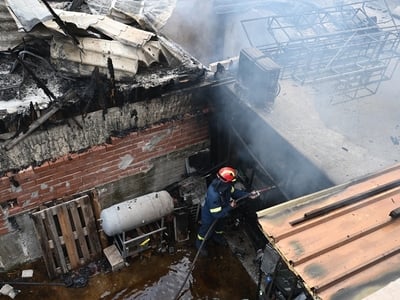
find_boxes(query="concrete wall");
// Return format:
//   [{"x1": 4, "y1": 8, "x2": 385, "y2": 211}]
[
  {"x1": 0, "y1": 214, "x2": 42, "y2": 272},
  {"x1": 218, "y1": 85, "x2": 333, "y2": 200},
  {"x1": 0, "y1": 91, "x2": 210, "y2": 271},
  {"x1": 96, "y1": 129, "x2": 209, "y2": 209}
]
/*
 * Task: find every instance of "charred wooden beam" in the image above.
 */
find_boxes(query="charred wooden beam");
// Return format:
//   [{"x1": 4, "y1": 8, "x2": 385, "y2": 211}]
[
  {"x1": 41, "y1": 0, "x2": 80, "y2": 46},
  {"x1": 81, "y1": 67, "x2": 108, "y2": 118},
  {"x1": 82, "y1": 67, "x2": 99, "y2": 117},
  {"x1": 14, "y1": 113, "x2": 31, "y2": 136},
  {"x1": 4, "y1": 88, "x2": 80, "y2": 150},
  {"x1": 107, "y1": 57, "x2": 116, "y2": 107},
  {"x1": 4, "y1": 104, "x2": 61, "y2": 151},
  {"x1": 16, "y1": 54, "x2": 57, "y2": 102},
  {"x1": 95, "y1": 69, "x2": 107, "y2": 119},
  {"x1": 29, "y1": 102, "x2": 38, "y2": 122}
]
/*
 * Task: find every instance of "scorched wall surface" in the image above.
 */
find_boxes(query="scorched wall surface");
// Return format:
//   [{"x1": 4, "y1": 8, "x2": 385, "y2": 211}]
[{"x1": 0, "y1": 95, "x2": 210, "y2": 270}]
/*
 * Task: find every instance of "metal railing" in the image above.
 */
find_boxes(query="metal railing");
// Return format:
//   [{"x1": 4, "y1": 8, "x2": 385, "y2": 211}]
[{"x1": 241, "y1": 0, "x2": 400, "y2": 101}]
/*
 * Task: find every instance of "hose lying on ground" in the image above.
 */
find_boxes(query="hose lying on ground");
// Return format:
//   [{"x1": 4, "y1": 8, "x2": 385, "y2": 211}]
[
  {"x1": 174, "y1": 218, "x2": 218, "y2": 300},
  {"x1": 174, "y1": 186, "x2": 276, "y2": 300}
]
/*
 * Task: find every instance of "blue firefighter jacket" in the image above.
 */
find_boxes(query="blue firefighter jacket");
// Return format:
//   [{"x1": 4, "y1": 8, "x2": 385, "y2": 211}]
[{"x1": 201, "y1": 178, "x2": 248, "y2": 224}]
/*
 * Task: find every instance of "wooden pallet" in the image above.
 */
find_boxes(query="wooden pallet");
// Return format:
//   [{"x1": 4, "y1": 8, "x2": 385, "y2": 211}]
[{"x1": 31, "y1": 195, "x2": 102, "y2": 279}]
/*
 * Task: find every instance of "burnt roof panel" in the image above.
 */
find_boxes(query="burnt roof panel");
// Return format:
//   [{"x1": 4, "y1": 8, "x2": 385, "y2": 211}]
[
  {"x1": 111, "y1": 0, "x2": 176, "y2": 29},
  {"x1": 87, "y1": 0, "x2": 177, "y2": 30},
  {"x1": 0, "y1": 0, "x2": 27, "y2": 50},
  {"x1": 5, "y1": 0, "x2": 52, "y2": 32},
  {"x1": 50, "y1": 36, "x2": 140, "y2": 80},
  {"x1": 257, "y1": 164, "x2": 400, "y2": 299},
  {"x1": 44, "y1": 10, "x2": 155, "y2": 48}
]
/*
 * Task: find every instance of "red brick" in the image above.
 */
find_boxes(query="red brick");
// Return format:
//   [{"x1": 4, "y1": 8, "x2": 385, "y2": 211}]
[
  {"x1": 109, "y1": 136, "x2": 124, "y2": 146},
  {"x1": 56, "y1": 171, "x2": 82, "y2": 184},
  {"x1": 85, "y1": 159, "x2": 119, "y2": 176},
  {"x1": 0, "y1": 175, "x2": 10, "y2": 185},
  {"x1": 97, "y1": 149, "x2": 137, "y2": 164},
  {"x1": 16, "y1": 193, "x2": 36, "y2": 206},
  {"x1": 34, "y1": 190, "x2": 55, "y2": 203},
  {"x1": 0, "y1": 190, "x2": 13, "y2": 203},
  {"x1": 65, "y1": 177, "x2": 83, "y2": 190},
  {"x1": 14, "y1": 167, "x2": 35, "y2": 181},
  {"x1": 0, "y1": 226, "x2": 10, "y2": 235},
  {"x1": 8, "y1": 206, "x2": 22, "y2": 216},
  {"x1": 54, "y1": 185, "x2": 69, "y2": 198},
  {"x1": 18, "y1": 202, "x2": 44, "y2": 214},
  {"x1": 93, "y1": 169, "x2": 123, "y2": 183},
  {"x1": 35, "y1": 172, "x2": 58, "y2": 185},
  {"x1": 0, "y1": 112, "x2": 210, "y2": 218}
]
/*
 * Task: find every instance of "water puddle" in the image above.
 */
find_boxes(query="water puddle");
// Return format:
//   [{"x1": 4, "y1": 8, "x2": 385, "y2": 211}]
[{"x1": 0, "y1": 242, "x2": 257, "y2": 300}]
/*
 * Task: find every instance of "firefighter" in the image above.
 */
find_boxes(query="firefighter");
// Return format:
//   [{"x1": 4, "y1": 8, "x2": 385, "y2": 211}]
[{"x1": 196, "y1": 166, "x2": 259, "y2": 256}]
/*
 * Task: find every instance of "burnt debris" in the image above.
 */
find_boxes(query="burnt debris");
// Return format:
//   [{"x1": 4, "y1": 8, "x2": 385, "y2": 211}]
[{"x1": 0, "y1": 0, "x2": 206, "y2": 148}]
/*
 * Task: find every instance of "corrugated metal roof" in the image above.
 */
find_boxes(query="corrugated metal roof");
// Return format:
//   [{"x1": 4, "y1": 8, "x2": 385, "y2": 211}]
[
  {"x1": 0, "y1": 0, "x2": 27, "y2": 50},
  {"x1": 44, "y1": 10, "x2": 155, "y2": 48},
  {"x1": 109, "y1": 0, "x2": 176, "y2": 30},
  {"x1": 44, "y1": 10, "x2": 173, "y2": 80},
  {"x1": 50, "y1": 36, "x2": 140, "y2": 80},
  {"x1": 42, "y1": 10, "x2": 186, "y2": 79},
  {"x1": 257, "y1": 164, "x2": 400, "y2": 300},
  {"x1": 86, "y1": 0, "x2": 176, "y2": 30},
  {"x1": 5, "y1": 0, "x2": 52, "y2": 31}
]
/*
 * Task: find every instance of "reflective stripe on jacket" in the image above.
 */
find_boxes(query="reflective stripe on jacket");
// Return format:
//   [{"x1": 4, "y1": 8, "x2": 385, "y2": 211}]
[{"x1": 201, "y1": 179, "x2": 248, "y2": 223}]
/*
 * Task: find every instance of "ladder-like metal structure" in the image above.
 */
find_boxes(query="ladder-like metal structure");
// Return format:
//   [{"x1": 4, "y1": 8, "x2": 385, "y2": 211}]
[{"x1": 241, "y1": 0, "x2": 400, "y2": 101}]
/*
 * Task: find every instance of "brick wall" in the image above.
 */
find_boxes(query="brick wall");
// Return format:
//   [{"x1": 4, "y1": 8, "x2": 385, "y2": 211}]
[{"x1": 0, "y1": 113, "x2": 209, "y2": 235}]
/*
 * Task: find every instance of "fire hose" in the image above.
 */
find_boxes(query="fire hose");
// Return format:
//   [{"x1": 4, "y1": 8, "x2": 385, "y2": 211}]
[
  {"x1": 231, "y1": 186, "x2": 276, "y2": 206},
  {"x1": 174, "y1": 186, "x2": 275, "y2": 300}
]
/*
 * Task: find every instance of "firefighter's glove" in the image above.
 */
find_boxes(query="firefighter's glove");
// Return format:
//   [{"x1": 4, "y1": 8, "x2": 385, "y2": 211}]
[{"x1": 249, "y1": 190, "x2": 260, "y2": 199}]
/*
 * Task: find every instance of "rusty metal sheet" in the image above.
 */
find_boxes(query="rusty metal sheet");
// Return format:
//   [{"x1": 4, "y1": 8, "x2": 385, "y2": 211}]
[{"x1": 257, "y1": 164, "x2": 400, "y2": 300}]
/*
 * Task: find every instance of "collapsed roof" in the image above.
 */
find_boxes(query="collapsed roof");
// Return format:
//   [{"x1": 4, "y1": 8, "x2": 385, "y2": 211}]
[{"x1": 0, "y1": 0, "x2": 205, "y2": 147}]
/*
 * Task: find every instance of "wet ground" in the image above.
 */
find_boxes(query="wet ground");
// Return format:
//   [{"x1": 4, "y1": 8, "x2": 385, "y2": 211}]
[{"x1": 0, "y1": 233, "x2": 258, "y2": 300}]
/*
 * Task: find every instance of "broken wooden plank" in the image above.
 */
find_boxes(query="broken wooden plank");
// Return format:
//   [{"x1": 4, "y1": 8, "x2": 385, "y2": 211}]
[
  {"x1": 41, "y1": 0, "x2": 80, "y2": 45},
  {"x1": 31, "y1": 194, "x2": 101, "y2": 278},
  {"x1": 57, "y1": 205, "x2": 80, "y2": 269},
  {"x1": 4, "y1": 105, "x2": 60, "y2": 150},
  {"x1": 44, "y1": 209, "x2": 69, "y2": 274},
  {"x1": 68, "y1": 199, "x2": 90, "y2": 262},
  {"x1": 80, "y1": 196, "x2": 102, "y2": 256},
  {"x1": 31, "y1": 212, "x2": 57, "y2": 279}
]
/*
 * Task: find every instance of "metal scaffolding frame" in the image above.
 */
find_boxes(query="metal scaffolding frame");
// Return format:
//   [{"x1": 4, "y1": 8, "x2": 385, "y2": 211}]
[{"x1": 241, "y1": 0, "x2": 400, "y2": 101}]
